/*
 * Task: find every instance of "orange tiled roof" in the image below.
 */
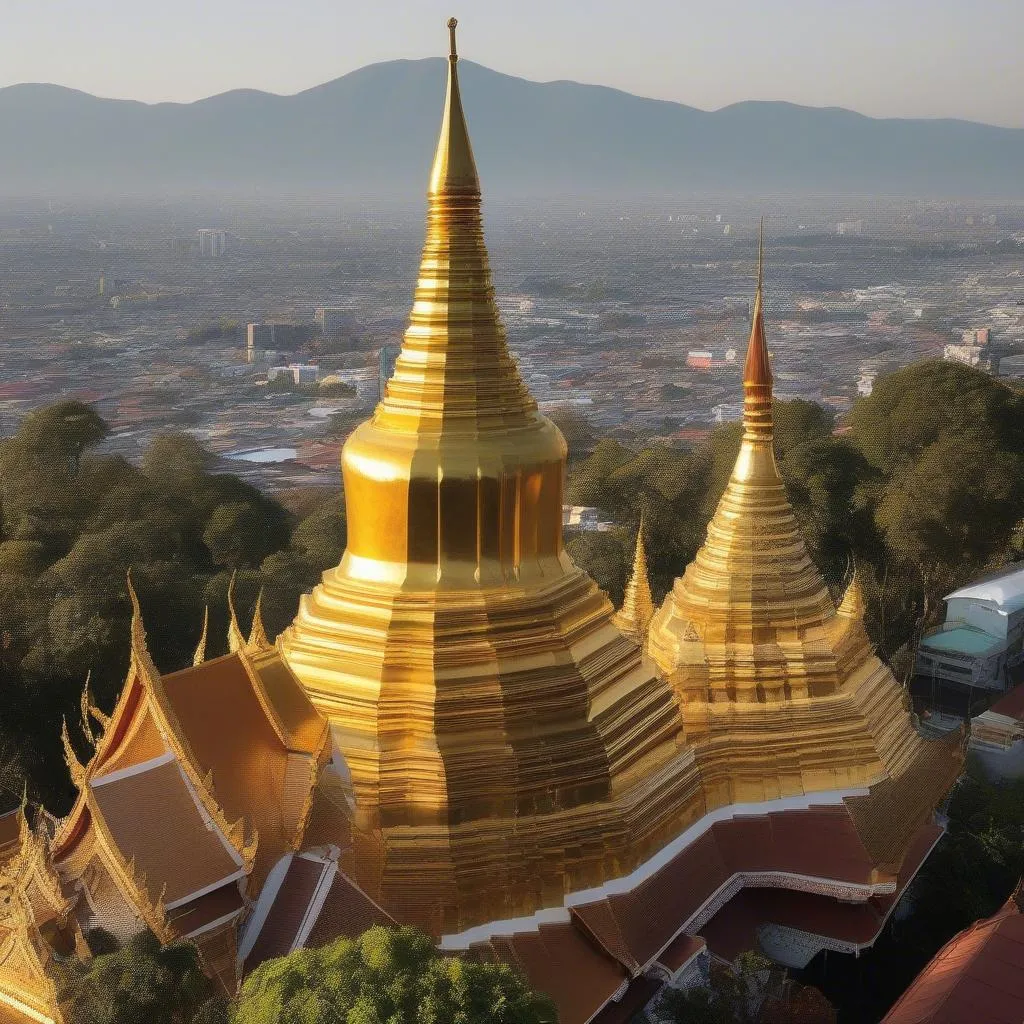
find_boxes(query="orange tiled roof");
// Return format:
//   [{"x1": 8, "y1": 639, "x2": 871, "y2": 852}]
[
  {"x1": 701, "y1": 821, "x2": 942, "y2": 963},
  {"x1": 161, "y1": 652, "x2": 327, "y2": 886},
  {"x1": 167, "y1": 883, "x2": 245, "y2": 939},
  {"x1": 883, "y1": 897, "x2": 1024, "y2": 1023},
  {"x1": 91, "y1": 758, "x2": 241, "y2": 906},
  {"x1": 244, "y1": 855, "x2": 325, "y2": 969},
  {"x1": 481, "y1": 924, "x2": 628, "y2": 1024},
  {"x1": 306, "y1": 868, "x2": 395, "y2": 949},
  {"x1": 572, "y1": 805, "x2": 877, "y2": 973}
]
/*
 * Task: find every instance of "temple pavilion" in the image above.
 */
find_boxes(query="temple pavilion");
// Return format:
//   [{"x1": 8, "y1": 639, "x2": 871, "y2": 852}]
[{"x1": 0, "y1": 20, "x2": 962, "y2": 1024}]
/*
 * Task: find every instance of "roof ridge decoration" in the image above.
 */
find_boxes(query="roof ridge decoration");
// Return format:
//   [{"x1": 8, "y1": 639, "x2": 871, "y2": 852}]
[
  {"x1": 60, "y1": 719, "x2": 87, "y2": 792},
  {"x1": 193, "y1": 606, "x2": 209, "y2": 666},
  {"x1": 79, "y1": 672, "x2": 96, "y2": 748},
  {"x1": 226, "y1": 572, "x2": 247, "y2": 655},
  {"x1": 248, "y1": 590, "x2": 271, "y2": 651}
]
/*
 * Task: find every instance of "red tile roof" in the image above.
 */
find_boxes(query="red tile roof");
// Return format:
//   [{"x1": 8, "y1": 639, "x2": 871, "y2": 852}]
[
  {"x1": 245, "y1": 855, "x2": 326, "y2": 969},
  {"x1": 572, "y1": 805, "x2": 876, "y2": 972},
  {"x1": 482, "y1": 924, "x2": 628, "y2": 1024},
  {"x1": 883, "y1": 897, "x2": 1024, "y2": 1023},
  {"x1": 986, "y1": 683, "x2": 1024, "y2": 722}
]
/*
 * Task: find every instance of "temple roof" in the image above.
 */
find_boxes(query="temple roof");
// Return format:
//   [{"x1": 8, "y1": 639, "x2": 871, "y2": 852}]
[
  {"x1": 882, "y1": 889, "x2": 1024, "y2": 1023},
  {"x1": 90, "y1": 756, "x2": 242, "y2": 907}
]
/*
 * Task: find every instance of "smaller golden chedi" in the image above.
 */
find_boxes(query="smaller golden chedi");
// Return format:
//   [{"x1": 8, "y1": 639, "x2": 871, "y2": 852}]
[
  {"x1": 612, "y1": 513, "x2": 655, "y2": 650},
  {"x1": 648, "y1": 223, "x2": 934, "y2": 809}
]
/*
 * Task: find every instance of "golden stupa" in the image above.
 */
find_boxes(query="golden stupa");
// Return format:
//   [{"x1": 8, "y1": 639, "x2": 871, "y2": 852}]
[
  {"x1": 647, "y1": 224, "x2": 933, "y2": 808},
  {"x1": 612, "y1": 514, "x2": 655, "y2": 649},
  {"x1": 279, "y1": 20, "x2": 693, "y2": 934}
]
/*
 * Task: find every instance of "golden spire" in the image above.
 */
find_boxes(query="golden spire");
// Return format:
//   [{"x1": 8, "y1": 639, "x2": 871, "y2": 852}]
[
  {"x1": 429, "y1": 18, "x2": 480, "y2": 195},
  {"x1": 193, "y1": 606, "x2": 209, "y2": 666},
  {"x1": 370, "y1": 16, "x2": 535, "y2": 437},
  {"x1": 613, "y1": 512, "x2": 656, "y2": 647},
  {"x1": 648, "y1": 225, "x2": 839, "y2": 706},
  {"x1": 838, "y1": 564, "x2": 867, "y2": 619},
  {"x1": 226, "y1": 573, "x2": 245, "y2": 655},
  {"x1": 248, "y1": 590, "x2": 271, "y2": 651},
  {"x1": 742, "y1": 218, "x2": 773, "y2": 442}
]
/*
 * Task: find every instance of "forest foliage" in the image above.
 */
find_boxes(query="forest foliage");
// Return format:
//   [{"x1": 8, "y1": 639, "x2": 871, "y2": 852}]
[{"x1": 0, "y1": 401, "x2": 345, "y2": 809}]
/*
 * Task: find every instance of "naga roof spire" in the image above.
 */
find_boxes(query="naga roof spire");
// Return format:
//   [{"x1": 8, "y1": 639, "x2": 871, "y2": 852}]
[{"x1": 193, "y1": 606, "x2": 209, "y2": 666}]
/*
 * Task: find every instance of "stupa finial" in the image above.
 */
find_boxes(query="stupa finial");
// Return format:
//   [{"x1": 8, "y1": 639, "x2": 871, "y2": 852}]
[{"x1": 742, "y1": 220, "x2": 773, "y2": 439}]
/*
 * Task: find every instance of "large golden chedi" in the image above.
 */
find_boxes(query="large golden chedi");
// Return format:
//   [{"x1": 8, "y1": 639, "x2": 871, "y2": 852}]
[
  {"x1": 647, "y1": 229, "x2": 931, "y2": 809},
  {"x1": 279, "y1": 21, "x2": 691, "y2": 933}
]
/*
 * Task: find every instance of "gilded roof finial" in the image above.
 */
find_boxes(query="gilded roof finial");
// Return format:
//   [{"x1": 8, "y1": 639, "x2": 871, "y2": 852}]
[
  {"x1": 126, "y1": 570, "x2": 152, "y2": 664},
  {"x1": 80, "y1": 671, "x2": 96, "y2": 747},
  {"x1": 248, "y1": 590, "x2": 271, "y2": 651},
  {"x1": 226, "y1": 572, "x2": 246, "y2": 655},
  {"x1": 448, "y1": 16, "x2": 458, "y2": 59},
  {"x1": 193, "y1": 606, "x2": 209, "y2": 666}
]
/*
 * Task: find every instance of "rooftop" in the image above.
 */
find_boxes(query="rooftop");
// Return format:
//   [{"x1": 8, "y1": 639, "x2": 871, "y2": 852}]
[
  {"x1": 946, "y1": 562, "x2": 1024, "y2": 614},
  {"x1": 920, "y1": 626, "x2": 1003, "y2": 656}
]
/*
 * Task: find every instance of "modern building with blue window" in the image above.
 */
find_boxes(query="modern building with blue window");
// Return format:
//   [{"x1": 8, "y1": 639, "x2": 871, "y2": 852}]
[{"x1": 916, "y1": 562, "x2": 1024, "y2": 692}]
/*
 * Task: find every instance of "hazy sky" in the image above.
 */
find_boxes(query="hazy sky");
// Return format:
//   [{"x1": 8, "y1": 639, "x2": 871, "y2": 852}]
[{"x1": 2, "y1": 0, "x2": 1022, "y2": 127}]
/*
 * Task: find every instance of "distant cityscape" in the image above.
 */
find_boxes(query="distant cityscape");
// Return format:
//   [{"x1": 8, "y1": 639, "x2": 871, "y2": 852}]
[{"x1": 0, "y1": 197, "x2": 1021, "y2": 498}]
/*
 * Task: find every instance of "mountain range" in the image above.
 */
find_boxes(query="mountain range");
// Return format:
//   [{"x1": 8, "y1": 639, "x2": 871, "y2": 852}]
[{"x1": 0, "y1": 58, "x2": 1022, "y2": 199}]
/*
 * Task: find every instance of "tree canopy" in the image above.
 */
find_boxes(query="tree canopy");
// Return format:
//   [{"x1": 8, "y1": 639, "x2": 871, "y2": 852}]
[
  {"x1": 232, "y1": 925, "x2": 557, "y2": 1024},
  {"x1": 0, "y1": 404, "x2": 345, "y2": 811},
  {"x1": 53, "y1": 929, "x2": 228, "y2": 1024}
]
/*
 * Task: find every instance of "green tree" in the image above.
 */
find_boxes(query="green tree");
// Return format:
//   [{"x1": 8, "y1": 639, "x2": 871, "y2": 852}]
[
  {"x1": 232, "y1": 925, "x2": 557, "y2": 1024},
  {"x1": 54, "y1": 929, "x2": 228, "y2": 1024},
  {"x1": 652, "y1": 952, "x2": 834, "y2": 1024}
]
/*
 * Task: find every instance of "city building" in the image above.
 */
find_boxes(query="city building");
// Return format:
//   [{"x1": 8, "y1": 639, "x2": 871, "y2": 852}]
[
  {"x1": 968, "y1": 683, "x2": 1024, "y2": 778},
  {"x1": 0, "y1": 22, "x2": 963, "y2": 1024},
  {"x1": 686, "y1": 350, "x2": 713, "y2": 369},
  {"x1": 377, "y1": 343, "x2": 399, "y2": 401},
  {"x1": 711, "y1": 402, "x2": 744, "y2": 423},
  {"x1": 915, "y1": 563, "x2": 1024, "y2": 692},
  {"x1": 314, "y1": 306, "x2": 357, "y2": 343},
  {"x1": 836, "y1": 220, "x2": 864, "y2": 236},
  {"x1": 266, "y1": 363, "x2": 319, "y2": 386},
  {"x1": 196, "y1": 229, "x2": 227, "y2": 257},
  {"x1": 246, "y1": 322, "x2": 276, "y2": 363}
]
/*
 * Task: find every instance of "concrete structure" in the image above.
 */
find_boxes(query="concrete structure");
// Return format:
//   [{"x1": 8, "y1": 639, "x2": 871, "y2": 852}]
[
  {"x1": 943, "y1": 343, "x2": 986, "y2": 368},
  {"x1": 377, "y1": 343, "x2": 399, "y2": 401},
  {"x1": 246, "y1": 323, "x2": 276, "y2": 363},
  {"x1": 916, "y1": 563, "x2": 1024, "y2": 692},
  {"x1": 314, "y1": 306, "x2": 356, "y2": 343},
  {"x1": 196, "y1": 229, "x2": 227, "y2": 257}
]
